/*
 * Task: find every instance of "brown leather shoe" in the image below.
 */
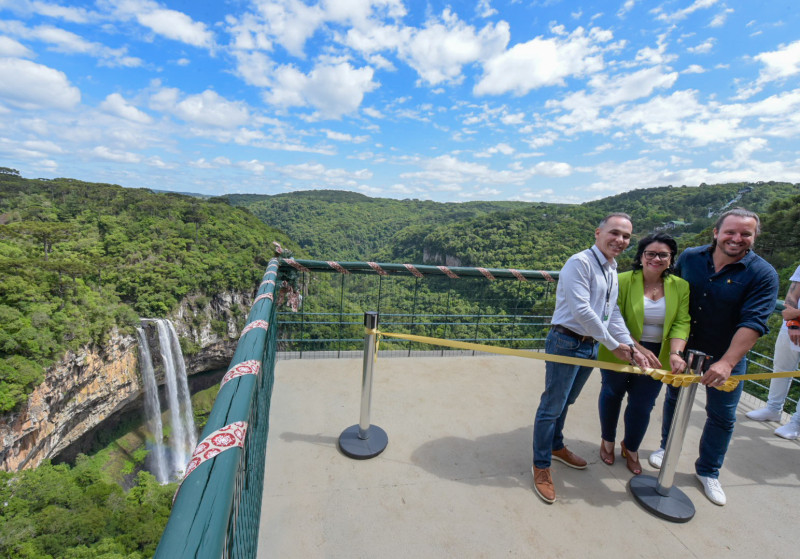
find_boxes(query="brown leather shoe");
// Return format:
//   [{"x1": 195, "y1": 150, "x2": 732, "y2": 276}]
[
  {"x1": 551, "y1": 446, "x2": 588, "y2": 469},
  {"x1": 532, "y1": 466, "x2": 556, "y2": 503}
]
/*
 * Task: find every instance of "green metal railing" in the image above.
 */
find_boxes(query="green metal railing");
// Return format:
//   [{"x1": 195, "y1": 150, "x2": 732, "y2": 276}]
[{"x1": 155, "y1": 258, "x2": 279, "y2": 558}]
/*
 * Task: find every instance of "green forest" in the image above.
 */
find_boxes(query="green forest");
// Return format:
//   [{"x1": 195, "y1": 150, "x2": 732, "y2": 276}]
[{"x1": 1, "y1": 169, "x2": 799, "y2": 557}]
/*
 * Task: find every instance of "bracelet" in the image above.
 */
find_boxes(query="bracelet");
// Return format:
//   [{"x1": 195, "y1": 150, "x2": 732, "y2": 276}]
[{"x1": 669, "y1": 350, "x2": 684, "y2": 359}]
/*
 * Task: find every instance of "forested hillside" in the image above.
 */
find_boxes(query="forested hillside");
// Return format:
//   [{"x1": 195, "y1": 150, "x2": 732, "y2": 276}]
[
  {"x1": 222, "y1": 190, "x2": 530, "y2": 261},
  {"x1": 0, "y1": 169, "x2": 295, "y2": 413},
  {"x1": 228, "y1": 181, "x2": 799, "y2": 274}
]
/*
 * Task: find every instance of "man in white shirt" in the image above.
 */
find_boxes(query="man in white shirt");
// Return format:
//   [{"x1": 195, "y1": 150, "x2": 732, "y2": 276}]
[{"x1": 532, "y1": 213, "x2": 647, "y2": 504}]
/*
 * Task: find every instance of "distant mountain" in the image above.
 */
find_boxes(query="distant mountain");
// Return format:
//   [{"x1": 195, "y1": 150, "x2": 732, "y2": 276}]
[
  {"x1": 226, "y1": 182, "x2": 799, "y2": 272},
  {"x1": 221, "y1": 191, "x2": 531, "y2": 261}
]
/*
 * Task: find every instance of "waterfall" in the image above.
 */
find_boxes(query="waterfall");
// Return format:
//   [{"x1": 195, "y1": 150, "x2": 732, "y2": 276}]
[
  {"x1": 136, "y1": 327, "x2": 169, "y2": 483},
  {"x1": 137, "y1": 319, "x2": 197, "y2": 482}
]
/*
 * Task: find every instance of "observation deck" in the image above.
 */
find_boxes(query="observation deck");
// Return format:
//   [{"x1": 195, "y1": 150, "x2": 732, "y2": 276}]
[{"x1": 258, "y1": 354, "x2": 799, "y2": 558}]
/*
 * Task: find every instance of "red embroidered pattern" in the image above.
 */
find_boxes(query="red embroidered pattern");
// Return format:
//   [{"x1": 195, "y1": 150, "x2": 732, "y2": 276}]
[
  {"x1": 509, "y1": 269, "x2": 527, "y2": 282},
  {"x1": 437, "y1": 265, "x2": 459, "y2": 279},
  {"x1": 241, "y1": 319, "x2": 270, "y2": 336},
  {"x1": 183, "y1": 421, "x2": 248, "y2": 480},
  {"x1": 254, "y1": 292, "x2": 274, "y2": 304},
  {"x1": 403, "y1": 263, "x2": 423, "y2": 278},
  {"x1": 220, "y1": 360, "x2": 261, "y2": 387},
  {"x1": 327, "y1": 261, "x2": 350, "y2": 274},
  {"x1": 367, "y1": 261, "x2": 389, "y2": 276},
  {"x1": 260, "y1": 279, "x2": 276, "y2": 288},
  {"x1": 477, "y1": 267, "x2": 496, "y2": 281}
]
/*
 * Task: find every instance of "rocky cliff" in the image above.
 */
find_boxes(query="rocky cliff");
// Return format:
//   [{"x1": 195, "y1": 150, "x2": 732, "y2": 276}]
[{"x1": 0, "y1": 289, "x2": 252, "y2": 472}]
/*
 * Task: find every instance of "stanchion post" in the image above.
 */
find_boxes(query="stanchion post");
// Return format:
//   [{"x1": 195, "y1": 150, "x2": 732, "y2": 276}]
[
  {"x1": 629, "y1": 350, "x2": 710, "y2": 522},
  {"x1": 338, "y1": 311, "x2": 389, "y2": 459}
]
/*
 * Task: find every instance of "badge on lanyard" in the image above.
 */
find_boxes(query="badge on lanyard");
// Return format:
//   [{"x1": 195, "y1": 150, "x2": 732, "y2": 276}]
[{"x1": 591, "y1": 248, "x2": 613, "y2": 322}]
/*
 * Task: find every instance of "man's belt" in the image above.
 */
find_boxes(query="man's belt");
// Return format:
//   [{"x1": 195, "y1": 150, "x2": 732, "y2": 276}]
[{"x1": 551, "y1": 324, "x2": 595, "y2": 343}]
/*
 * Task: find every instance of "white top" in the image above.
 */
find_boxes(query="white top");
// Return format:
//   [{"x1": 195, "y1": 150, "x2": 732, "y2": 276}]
[{"x1": 640, "y1": 296, "x2": 666, "y2": 343}]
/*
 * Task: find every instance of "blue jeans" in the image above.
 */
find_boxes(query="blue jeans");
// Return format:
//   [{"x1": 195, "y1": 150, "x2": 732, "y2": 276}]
[
  {"x1": 659, "y1": 357, "x2": 746, "y2": 478},
  {"x1": 599, "y1": 341, "x2": 663, "y2": 452},
  {"x1": 533, "y1": 329, "x2": 597, "y2": 469}
]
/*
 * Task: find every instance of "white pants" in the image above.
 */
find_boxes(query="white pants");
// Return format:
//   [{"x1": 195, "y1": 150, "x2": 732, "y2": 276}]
[{"x1": 766, "y1": 328, "x2": 800, "y2": 425}]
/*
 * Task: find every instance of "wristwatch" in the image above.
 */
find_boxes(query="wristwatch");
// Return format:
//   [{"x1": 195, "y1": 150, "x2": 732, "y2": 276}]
[{"x1": 669, "y1": 350, "x2": 685, "y2": 359}]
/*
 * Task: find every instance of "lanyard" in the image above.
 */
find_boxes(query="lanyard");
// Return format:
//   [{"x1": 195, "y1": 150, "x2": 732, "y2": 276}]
[{"x1": 590, "y1": 247, "x2": 613, "y2": 321}]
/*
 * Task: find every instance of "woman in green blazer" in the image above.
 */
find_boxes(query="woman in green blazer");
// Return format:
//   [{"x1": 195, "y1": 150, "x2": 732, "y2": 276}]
[{"x1": 597, "y1": 232, "x2": 691, "y2": 474}]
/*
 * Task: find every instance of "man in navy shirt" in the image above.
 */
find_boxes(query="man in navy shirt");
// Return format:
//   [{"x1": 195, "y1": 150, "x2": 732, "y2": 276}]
[{"x1": 648, "y1": 208, "x2": 779, "y2": 506}]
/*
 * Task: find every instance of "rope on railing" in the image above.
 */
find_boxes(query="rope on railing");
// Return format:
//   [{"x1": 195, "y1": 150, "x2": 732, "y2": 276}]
[{"x1": 278, "y1": 258, "x2": 559, "y2": 282}]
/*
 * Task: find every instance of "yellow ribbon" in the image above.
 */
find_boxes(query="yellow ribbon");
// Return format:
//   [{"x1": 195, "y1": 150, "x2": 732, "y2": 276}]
[{"x1": 366, "y1": 328, "x2": 800, "y2": 392}]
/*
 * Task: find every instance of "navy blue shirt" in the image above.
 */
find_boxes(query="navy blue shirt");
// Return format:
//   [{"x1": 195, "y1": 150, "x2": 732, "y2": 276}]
[{"x1": 675, "y1": 244, "x2": 779, "y2": 362}]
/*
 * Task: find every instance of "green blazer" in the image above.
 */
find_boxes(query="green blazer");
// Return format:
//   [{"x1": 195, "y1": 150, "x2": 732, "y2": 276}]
[{"x1": 598, "y1": 270, "x2": 691, "y2": 367}]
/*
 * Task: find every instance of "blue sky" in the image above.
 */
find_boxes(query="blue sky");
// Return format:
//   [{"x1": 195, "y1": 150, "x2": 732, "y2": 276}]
[{"x1": 1, "y1": 1, "x2": 799, "y2": 203}]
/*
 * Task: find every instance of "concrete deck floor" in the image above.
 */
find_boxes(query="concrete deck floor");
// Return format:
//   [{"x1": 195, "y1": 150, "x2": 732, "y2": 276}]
[{"x1": 257, "y1": 354, "x2": 800, "y2": 558}]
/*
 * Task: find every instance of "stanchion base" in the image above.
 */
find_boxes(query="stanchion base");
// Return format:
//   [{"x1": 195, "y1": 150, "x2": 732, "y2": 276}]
[
  {"x1": 338, "y1": 425, "x2": 388, "y2": 460},
  {"x1": 629, "y1": 475, "x2": 695, "y2": 523}
]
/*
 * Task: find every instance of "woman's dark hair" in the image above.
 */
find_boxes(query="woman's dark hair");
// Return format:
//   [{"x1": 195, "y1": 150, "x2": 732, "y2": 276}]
[{"x1": 632, "y1": 232, "x2": 678, "y2": 277}]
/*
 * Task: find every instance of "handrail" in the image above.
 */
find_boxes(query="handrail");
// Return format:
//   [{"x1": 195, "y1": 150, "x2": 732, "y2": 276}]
[
  {"x1": 155, "y1": 258, "x2": 280, "y2": 558},
  {"x1": 279, "y1": 257, "x2": 560, "y2": 281}
]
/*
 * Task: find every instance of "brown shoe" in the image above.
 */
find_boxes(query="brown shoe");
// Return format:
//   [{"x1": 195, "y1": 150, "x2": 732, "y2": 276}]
[
  {"x1": 532, "y1": 466, "x2": 556, "y2": 503},
  {"x1": 551, "y1": 446, "x2": 588, "y2": 469}
]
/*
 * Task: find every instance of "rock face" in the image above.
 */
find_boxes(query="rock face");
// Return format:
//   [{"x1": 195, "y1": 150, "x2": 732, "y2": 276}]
[{"x1": 0, "y1": 289, "x2": 252, "y2": 472}]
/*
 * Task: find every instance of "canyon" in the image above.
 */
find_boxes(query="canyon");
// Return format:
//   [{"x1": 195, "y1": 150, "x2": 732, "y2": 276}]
[{"x1": 0, "y1": 289, "x2": 252, "y2": 472}]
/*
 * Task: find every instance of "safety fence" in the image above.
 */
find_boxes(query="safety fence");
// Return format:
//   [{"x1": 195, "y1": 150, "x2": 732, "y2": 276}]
[{"x1": 276, "y1": 258, "x2": 558, "y2": 358}]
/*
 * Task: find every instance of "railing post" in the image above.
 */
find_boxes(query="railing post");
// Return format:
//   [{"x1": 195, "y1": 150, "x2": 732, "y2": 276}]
[
  {"x1": 338, "y1": 311, "x2": 389, "y2": 459},
  {"x1": 629, "y1": 350, "x2": 710, "y2": 523}
]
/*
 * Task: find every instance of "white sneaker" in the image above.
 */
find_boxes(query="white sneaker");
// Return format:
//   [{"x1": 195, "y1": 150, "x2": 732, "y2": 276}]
[
  {"x1": 696, "y1": 474, "x2": 726, "y2": 506},
  {"x1": 648, "y1": 448, "x2": 665, "y2": 469},
  {"x1": 774, "y1": 423, "x2": 800, "y2": 440},
  {"x1": 746, "y1": 407, "x2": 782, "y2": 422}
]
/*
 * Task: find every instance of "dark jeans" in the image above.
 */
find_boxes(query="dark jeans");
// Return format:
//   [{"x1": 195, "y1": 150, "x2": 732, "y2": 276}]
[
  {"x1": 659, "y1": 357, "x2": 746, "y2": 478},
  {"x1": 532, "y1": 328, "x2": 597, "y2": 469},
  {"x1": 598, "y1": 340, "x2": 663, "y2": 452}
]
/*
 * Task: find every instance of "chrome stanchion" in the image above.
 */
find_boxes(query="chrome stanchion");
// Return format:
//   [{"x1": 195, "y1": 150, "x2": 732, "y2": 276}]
[
  {"x1": 629, "y1": 350, "x2": 710, "y2": 522},
  {"x1": 338, "y1": 311, "x2": 388, "y2": 459}
]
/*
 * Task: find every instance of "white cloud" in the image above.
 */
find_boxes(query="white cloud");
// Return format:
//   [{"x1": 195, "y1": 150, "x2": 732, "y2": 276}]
[
  {"x1": 150, "y1": 88, "x2": 251, "y2": 127},
  {"x1": 92, "y1": 145, "x2": 141, "y2": 163},
  {"x1": 322, "y1": 129, "x2": 369, "y2": 143},
  {"x1": 476, "y1": 0, "x2": 497, "y2": 19},
  {"x1": 0, "y1": 20, "x2": 142, "y2": 66},
  {"x1": 0, "y1": 57, "x2": 80, "y2": 109},
  {"x1": 400, "y1": 10, "x2": 508, "y2": 86},
  {"x1": 109, "y1": 0, "x2": 214, "y2": 48},
  {"x1": 684, "y1": 64, "x2": 706, "y2": 73},
  {"x1": 266, "y1": 61, "x2": 378, "y2": 118},
  {"x1": 278, "y1": 161, "x2": 373, "y2": 185},
  {"x1": 532, "y1": 161, "x2": 572, "y2": 177},
  {"x1": 754, "y1": 39, "x2": 800, "y2": 83},
  {"x1": 100, "y1": 93, "x2": 153, "y2": 124},
  {"x1": 475, "y1": 142, "x2": 514, "y2": 157},
  {"x1": 687, "y1": 38, "x2": 714, "y2": 54},
  {"x1": 0, "y1": 36, "x2": 34, "y2": 57},
  {"x1": 711, "y1": 137, "x2": 768, "y2": 169},
  {"x1": 29, "y1": 1, "x2": 94, "y2": 23},
  {"x1": 710, "y1": 8, "x2": 734, "y2": 27},
  {"x1": 654, "y1": 0, "x2": 719, "y2": 23},
  {"x1": 475, "y1": 25, "x2": 611, "y2": 96}
]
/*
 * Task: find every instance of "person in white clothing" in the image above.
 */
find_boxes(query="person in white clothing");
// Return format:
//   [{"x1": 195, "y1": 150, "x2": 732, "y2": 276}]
[{"x1": 746, "y1": 263, "x2": 800, "y2": 439}]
